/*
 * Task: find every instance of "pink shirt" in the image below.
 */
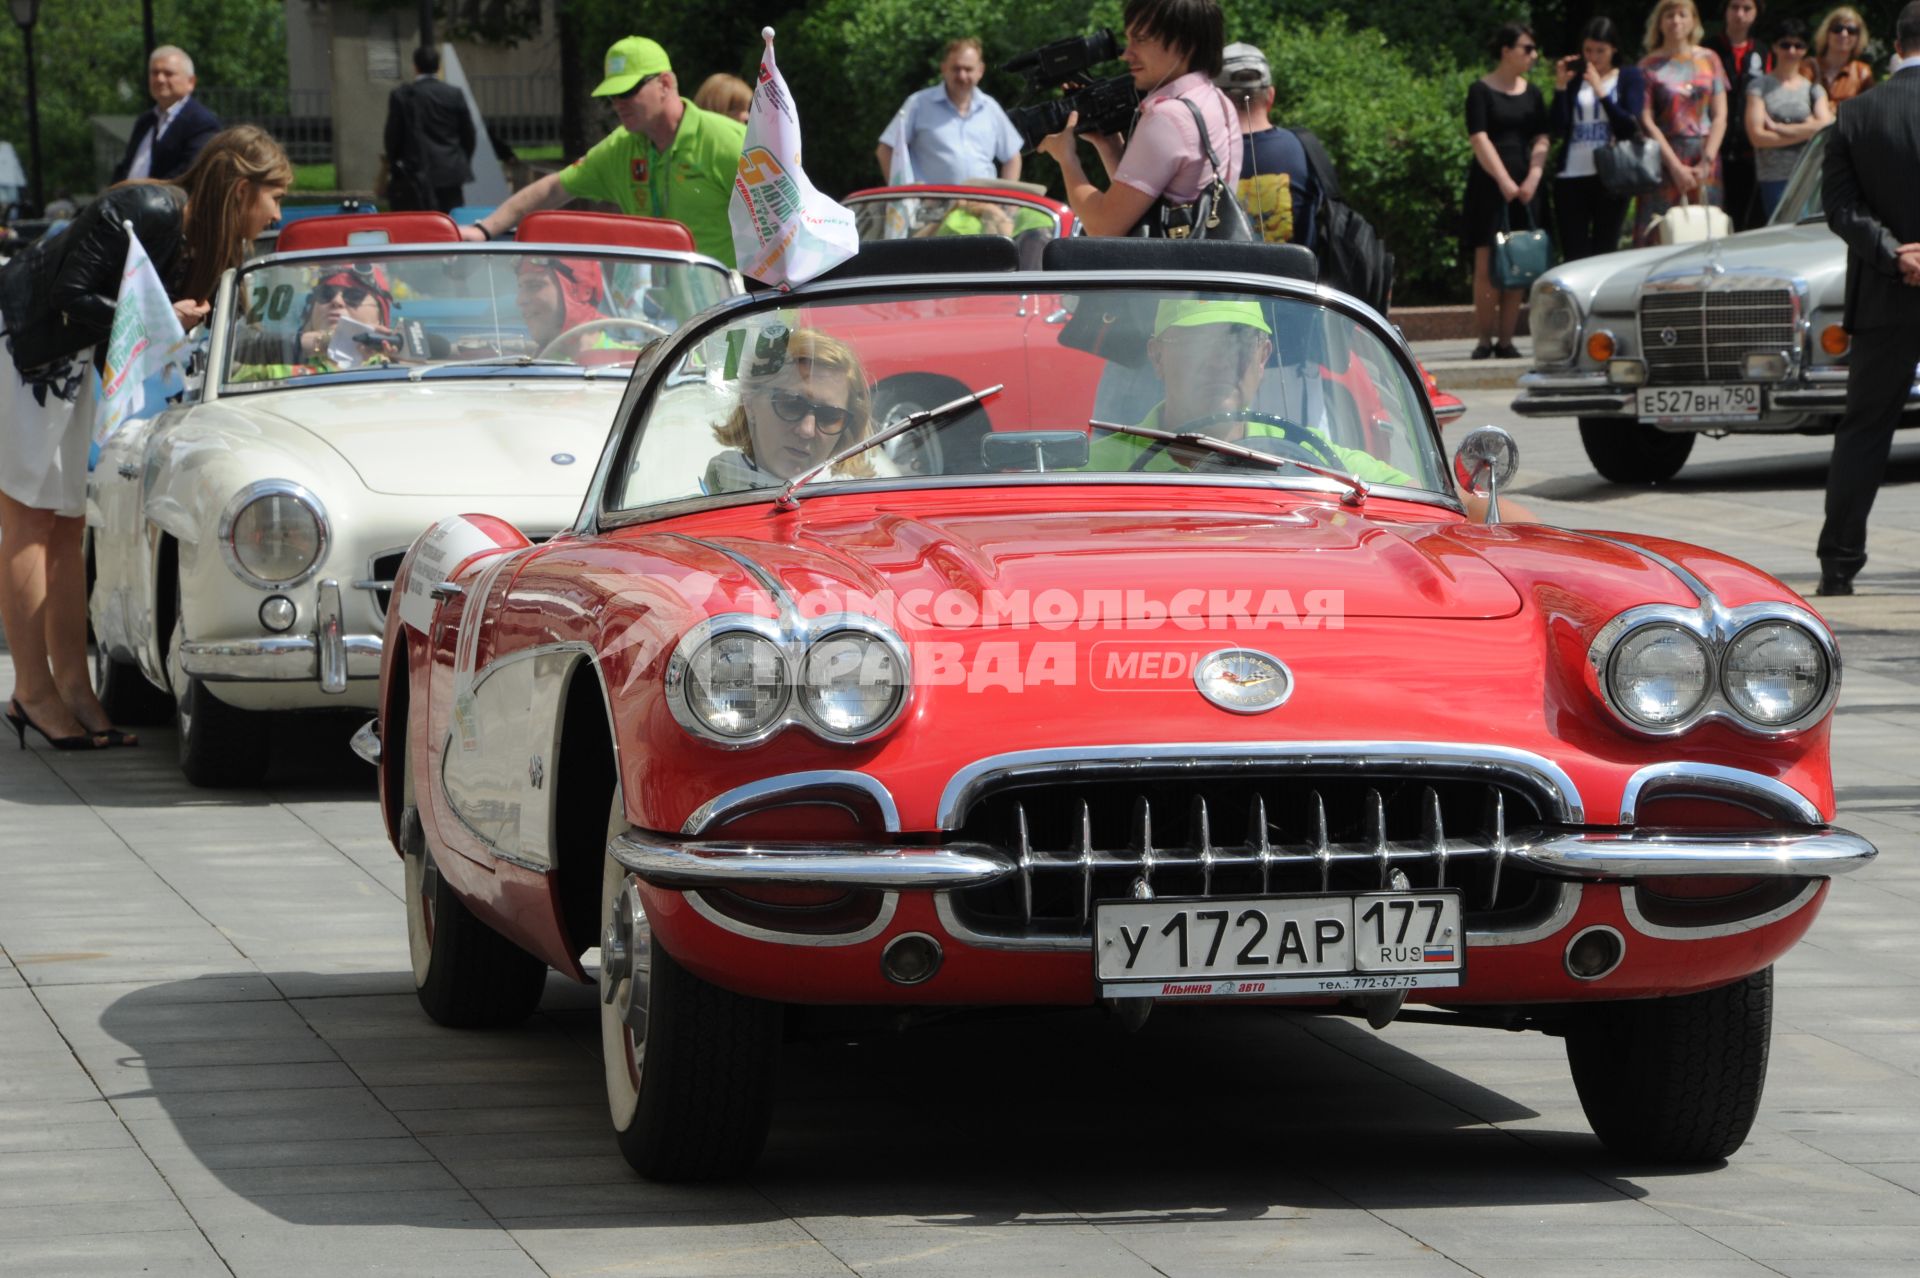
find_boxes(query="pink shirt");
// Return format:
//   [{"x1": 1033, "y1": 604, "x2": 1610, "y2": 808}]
[{"x1": 1113, "y1": 72, "x2": 1243, "y2": 204}]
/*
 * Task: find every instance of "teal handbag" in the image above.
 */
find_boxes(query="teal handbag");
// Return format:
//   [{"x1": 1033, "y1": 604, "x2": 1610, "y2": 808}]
[{"x1": 1492, "y1": 204, "x2": 1551, "y2": 291}]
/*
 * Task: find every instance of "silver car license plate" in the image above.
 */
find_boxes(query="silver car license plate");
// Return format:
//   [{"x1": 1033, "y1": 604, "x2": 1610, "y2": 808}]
[
  {"x1": 1094, "y1": 891, "x2": 1464, "y2": 999},
  {"x1": 1636, "y1": 384, "x2": 1761, "y2": 422}
]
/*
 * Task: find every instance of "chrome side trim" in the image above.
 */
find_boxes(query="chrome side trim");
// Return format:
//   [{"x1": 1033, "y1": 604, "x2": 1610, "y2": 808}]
[
  {"x1": 1617, "y1": 880, "x2": 1823, "y2": 940},
  {"x1": 1581, "y1": 534, "x2": 1711, "y2": 605},
  {"x1": 1619, "y1": 762, "x2": 1823, "y2": 825},
  {"x1": 683, "y1": 771, "x2": 903, "y2": 835},
  {"x1": 178, "y1": 633, "x2": 381, "y2": 682},
  {"x1": 1468, "y1": 881, "x2": 1584, "y2": 948},
  {"x1": 1503, "y1": 826, "x2": 1874, "y2": 877},
  {"x1": 684, "y1": 888, "x2": 900, "y2": 947},
  {"x1": 935, "y1": 742, "x2": 1586, "y2": 829},
  {"x1": 608, "y1": 831, "x2": 1013, "y2": 889},
  {"x1": 349, "y1": 719, "x2": 381, "y2": 765},
  {"x1": 316, "y1": 579, "x2": 347, "y2": 694}
]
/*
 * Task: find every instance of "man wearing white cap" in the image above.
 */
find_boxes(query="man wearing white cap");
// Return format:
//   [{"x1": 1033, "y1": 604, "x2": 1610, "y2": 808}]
[
  {"x1": 462, "y1": 36, "x2": 746, "y2": 266},
  {"x1": 1215, "y1": 42, "x2": 1317, "y2": 248}
]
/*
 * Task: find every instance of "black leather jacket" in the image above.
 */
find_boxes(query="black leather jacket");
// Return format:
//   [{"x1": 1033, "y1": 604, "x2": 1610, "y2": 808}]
[{"x1": 0, "y1": 183, "x2": 189, "y2": 375}]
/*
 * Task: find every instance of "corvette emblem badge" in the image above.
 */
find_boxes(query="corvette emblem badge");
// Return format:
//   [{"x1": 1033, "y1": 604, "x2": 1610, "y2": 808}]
[{"x1": 1194, "y1": 648, "x2": 1293, "y2": 714}]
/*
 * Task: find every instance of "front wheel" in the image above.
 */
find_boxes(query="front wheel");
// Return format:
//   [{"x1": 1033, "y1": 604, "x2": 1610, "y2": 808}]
[
  {"x1": 168, "y1": 594, "x2": 271, "y2": 787},
  {"x1": 1578, "y1": 417, "x2": 1696, "y2": 484},
  {"x1": 1566, "y1": 967, "x2": 1773, "y2": 1162},
  {"x1": 600, "y1": 821, "x2": 781, "y2": 1181}
]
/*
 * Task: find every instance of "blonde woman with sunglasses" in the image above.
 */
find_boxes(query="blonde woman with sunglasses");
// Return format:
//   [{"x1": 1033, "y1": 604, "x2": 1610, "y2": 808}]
[{"x1": 1805, "y1": 7, "x2": 1875, "y2": 103}]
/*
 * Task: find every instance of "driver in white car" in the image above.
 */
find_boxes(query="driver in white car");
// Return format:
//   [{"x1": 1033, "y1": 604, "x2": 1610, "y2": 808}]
[{"x1": 515, "y1": 256, "x2": 619, "y2": 362}]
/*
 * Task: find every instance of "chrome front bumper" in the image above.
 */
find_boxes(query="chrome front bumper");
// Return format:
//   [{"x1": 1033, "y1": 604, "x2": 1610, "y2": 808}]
[
  {"x1": 176, "y1": 579, "x2": 381, "y2": 693},
  {"x1": 609, "y1": 825, "x2": 1877, "y2": 892}
]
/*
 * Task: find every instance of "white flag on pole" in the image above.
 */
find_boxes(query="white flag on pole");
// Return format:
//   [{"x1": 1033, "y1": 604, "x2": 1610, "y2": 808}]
[
  {"x1": 95, "y1": 221, "x2": 190, "y2": 448},
  {"x1": 729, "y1": 28, "x2": 859, "y2": 287}
]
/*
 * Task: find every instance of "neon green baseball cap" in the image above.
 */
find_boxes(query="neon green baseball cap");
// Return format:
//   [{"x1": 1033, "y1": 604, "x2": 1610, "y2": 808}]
[
  {"x1": 594, "y1": 37, "x2": 672, "y2": 97},
  {"x1": 1152, "y1": 298, "x2": 1272, "y2": 337}
]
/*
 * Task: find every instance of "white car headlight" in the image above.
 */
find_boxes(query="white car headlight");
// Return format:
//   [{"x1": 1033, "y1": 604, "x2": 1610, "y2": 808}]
[
  {"x1": 682, "y1": 631, "x2": 788, "y2": 739},
  {"x1": 1530, "y1": 283, "x2": 1580, "y2": 366},
  {"x1": 1722, "y1": 622, "x2": 1829, "y2": 727},
  {"x1": 219, "y1": 481, "x2": 327, "y2": 588},
  {"x1": 1608, "y1": 623, "x2": 1711, "y2": 727},
  {"x1": 799, "y1": 629, "x2": 906, "y2": 738}
]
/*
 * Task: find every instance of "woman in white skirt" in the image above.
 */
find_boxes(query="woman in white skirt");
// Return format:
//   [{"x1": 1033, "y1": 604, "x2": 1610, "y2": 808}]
[{"x1": 0, "y1": 126, "x2": 289, "y2": 749}]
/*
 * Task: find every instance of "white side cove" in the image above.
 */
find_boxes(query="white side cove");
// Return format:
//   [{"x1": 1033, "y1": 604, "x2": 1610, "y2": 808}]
[{"x1": 440, "y1": 45, "x2": 510, "y2": 208}]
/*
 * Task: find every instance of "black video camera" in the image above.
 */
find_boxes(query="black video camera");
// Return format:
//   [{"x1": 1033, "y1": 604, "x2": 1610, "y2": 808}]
[{"x1": 1003, "y1": 29, "x2": 1140, "y2": 153}]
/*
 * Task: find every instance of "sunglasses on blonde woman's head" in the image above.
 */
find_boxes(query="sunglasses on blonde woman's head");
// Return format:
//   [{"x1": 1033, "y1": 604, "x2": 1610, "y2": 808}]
[{"x1": 766, "y1": 388, "x2": 851, "y2": 433}]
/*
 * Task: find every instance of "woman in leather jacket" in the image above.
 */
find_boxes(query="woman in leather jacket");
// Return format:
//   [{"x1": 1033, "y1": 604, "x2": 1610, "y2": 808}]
[{"x1": 0, "y1": 125, "x2": 289, "y2": 749}]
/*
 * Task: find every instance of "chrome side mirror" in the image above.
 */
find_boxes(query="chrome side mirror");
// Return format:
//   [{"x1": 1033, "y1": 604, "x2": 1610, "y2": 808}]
[{"x1": 1453, "y1": 426, "x2": 1520, "y2": 525}]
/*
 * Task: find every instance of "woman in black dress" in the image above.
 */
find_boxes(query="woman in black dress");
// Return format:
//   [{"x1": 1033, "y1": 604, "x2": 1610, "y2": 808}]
[{"x1": 1463, "y1": 23, "x2": 1550, "y2": 359}]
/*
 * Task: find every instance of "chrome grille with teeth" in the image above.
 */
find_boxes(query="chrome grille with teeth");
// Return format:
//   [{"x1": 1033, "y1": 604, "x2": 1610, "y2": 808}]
[
  {"x1": 946, "y1": 776, "x2": 1559, "y2": 941},
  {"x1": 1638, "y1": 287, "x2": 1797, "y2": 383}
]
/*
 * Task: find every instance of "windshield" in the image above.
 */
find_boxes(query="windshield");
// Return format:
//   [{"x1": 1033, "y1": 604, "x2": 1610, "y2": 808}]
[
  {"x1": 1770, "y1": 128, "x2": 1828, "y2": 225},
  {"x1": 219, "y1": 249, "x2": 733, "y2": 393},
  {"x1": 608, "y1": 285, "x2": 1448, "y2": 514}
]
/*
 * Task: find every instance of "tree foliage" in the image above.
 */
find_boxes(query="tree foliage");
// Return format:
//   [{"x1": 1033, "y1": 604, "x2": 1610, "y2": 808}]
[{"x1": 0, "y1": 0, "x2": 286, "y2": 202}]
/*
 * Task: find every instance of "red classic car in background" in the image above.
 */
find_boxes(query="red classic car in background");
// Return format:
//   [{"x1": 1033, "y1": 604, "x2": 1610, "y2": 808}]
[{"x1": 361, "y1": 239, "x2": 1872, "y2": 1181}]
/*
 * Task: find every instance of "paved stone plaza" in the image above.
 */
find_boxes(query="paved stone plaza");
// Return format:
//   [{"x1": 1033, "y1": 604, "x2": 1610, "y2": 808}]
[{"x1": 2, "y1": 389, "x2": 1916, "y2": 1276}]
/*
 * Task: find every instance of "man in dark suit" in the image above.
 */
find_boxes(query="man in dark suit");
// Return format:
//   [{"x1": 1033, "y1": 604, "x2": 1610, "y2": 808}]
[
  {"x1": 110, "y1": 45, "x2": 222, "y2": 183},
  {"x1": 383, "y1": 46, "x2": 477, "y2": 213},
  {"x1": 1816, "y1": 1, "x2": 1920, "y2": 596}
]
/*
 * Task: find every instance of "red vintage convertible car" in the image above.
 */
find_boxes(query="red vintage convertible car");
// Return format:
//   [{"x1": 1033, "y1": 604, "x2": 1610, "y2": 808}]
[{"x1": 361, "y1": 238, "x2": 1872, "y2": 1180}]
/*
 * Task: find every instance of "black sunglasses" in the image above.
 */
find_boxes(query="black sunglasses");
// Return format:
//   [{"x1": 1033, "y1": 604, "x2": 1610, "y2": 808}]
[
  {"x1": 1775, "y1": 40, "x2": 1808, "y2": 51},
  {"x1": 314, "y1": 285, "x2": 373, "y2": 306},
  {"x1": 1518, "y1": 42, "x2": 1539, "y2": 53},
  {"x1": 612, "y1": 73, "x2": 661, "y2": 101},
  {"x1": 1831, "y1": 23, "x2": 1860, "y2": 35},
  {"x1": 766, "y1": 388, "x2": 851, "y2": 433}
]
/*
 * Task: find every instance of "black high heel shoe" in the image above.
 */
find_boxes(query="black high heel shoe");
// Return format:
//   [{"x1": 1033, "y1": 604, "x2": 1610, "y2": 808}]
[{"x1": 5, "y1": 699, "x2": 110, "y2": 751}]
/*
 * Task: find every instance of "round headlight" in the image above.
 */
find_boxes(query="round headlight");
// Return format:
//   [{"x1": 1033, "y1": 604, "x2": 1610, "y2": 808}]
[
  {"x1": 1723, "y1": 622, "x2": 1828, "y2": 726},
  {"x1": 798, "y1": 630, "x2": 904, "y2": 737},
  {"x1": 1530, "y1": 285, "x2": 1579, "y2": 365},
  {"x1": 1609, "y1": 624, "x2": 1711, "y2": 727},
  {"x1": 228, "y1": 489, "x2": 323, "y2": 586},
  {"x1": 684, "y1": 632, "x2": 787, "y2": 738}
]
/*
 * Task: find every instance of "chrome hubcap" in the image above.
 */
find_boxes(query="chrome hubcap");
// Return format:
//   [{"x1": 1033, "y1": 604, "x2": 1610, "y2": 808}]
[{"x1": 600, "y1": 875, "x2": 650, "y2": 1043}]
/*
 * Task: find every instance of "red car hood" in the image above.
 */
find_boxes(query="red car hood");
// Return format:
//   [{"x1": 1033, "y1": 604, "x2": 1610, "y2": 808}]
[{"x1": 707, "y1": 504, "x2": 1523, "y2": 624}]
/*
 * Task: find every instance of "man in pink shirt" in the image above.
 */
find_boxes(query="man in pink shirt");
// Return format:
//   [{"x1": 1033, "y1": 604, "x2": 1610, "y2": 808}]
[{"x1": 1036, "y1": 0, "x2": 1239, "y2": 236}]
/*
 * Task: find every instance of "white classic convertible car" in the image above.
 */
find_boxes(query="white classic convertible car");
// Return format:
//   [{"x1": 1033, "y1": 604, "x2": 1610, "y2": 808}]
[
  {"x1": 88, "y1": 211, "x2": 738, "y2": 785},
  {"x1": 1512, "y1": 129, "x2": 1916, "y2": 483}
]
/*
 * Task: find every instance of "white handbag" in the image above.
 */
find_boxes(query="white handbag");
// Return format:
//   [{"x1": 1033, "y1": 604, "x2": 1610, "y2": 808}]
[{"x1": 1652, "y1": 188, "x2": 1733, "y2": 245}]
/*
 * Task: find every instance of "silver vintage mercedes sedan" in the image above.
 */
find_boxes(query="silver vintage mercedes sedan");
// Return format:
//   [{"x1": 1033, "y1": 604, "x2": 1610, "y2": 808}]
[{"x1": 1511, "y1": 130, "x2": 1917, "y2": 484}]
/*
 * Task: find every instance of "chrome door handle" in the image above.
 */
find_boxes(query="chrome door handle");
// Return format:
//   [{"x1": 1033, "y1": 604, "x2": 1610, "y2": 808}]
[{"x1": 429, "y1": 581, "x2": 465, "y2": 602}]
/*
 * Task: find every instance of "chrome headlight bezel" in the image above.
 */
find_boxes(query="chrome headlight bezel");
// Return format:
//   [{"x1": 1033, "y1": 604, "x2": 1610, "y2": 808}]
[
  {"x1": 1588, "y1": 601, "x2": 1839, "y2": 737},
  {"x1": 217, "y1": 479, "x2": 329, "y2": 590},
  {"x1": 666, "y1": 612, "x2": 911, "y2": 749},
  {"x1": 1529, "y1": 280, "x2": 1581, "y2": 367}
]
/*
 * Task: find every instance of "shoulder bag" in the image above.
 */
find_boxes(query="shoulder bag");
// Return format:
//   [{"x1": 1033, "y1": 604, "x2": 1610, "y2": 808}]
[
  {"x1": 1594, "y1": 133, "x2": 1665, "y2": 196},
  {"x1": 1492, "y1": 203, "x2": 1551, "y2": 290},
  {"x1": 1149, "y1": 98, "x2": 1255, "y2": 242}
]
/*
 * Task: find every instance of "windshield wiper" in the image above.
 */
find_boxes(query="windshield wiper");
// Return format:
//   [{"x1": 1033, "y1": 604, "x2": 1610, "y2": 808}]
[
  {"x1": 1089, "y1": 419, "x2": 1370, "y2": 506},
  {"x1": 407, "y1": 356, "x2": 585, "y2": 382},
  {"x1": 775, "y1": 383, "x2": 1004, "y2": 510}
]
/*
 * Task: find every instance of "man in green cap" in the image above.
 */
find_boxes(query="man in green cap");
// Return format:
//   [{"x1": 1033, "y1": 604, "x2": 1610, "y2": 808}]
[
  {"x1": 462, "y1": 36, "x2": 747, "y2": 266},
  {"x1": 1087, "y1": 298, "x2": 1413, "y2": 485}
]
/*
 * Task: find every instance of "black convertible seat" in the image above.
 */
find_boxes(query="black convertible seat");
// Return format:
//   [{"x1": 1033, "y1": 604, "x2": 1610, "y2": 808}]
[
  {"x1": 1041, "y1": 237, "x2": 1318, "y2": 283},
  {"x1": 815, "y1": 235, "x2": 1020, "y2": 281}
]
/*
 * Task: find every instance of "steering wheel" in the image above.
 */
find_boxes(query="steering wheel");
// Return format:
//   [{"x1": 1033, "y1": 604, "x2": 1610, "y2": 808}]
[
  {"x1": 538, "y1": 316, "x2": 671, "y2": 362},
  {"x1": 1144, "y1": 411, "x2": 1346, "y2": 472}
]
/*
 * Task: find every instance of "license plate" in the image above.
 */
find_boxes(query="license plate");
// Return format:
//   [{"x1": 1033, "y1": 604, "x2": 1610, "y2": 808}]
[
  {"x1": 1095, "y1": 892, "x2": 1464, "y2": 999},
  {"x1": 1635, "y1": 384, "x2": 1761, "y2": 421}
]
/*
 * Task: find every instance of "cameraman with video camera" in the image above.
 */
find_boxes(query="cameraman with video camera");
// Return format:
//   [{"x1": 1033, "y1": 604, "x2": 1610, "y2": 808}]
[{"x1": 1035, "y1": 0, "x2": 1240, "y2": 237}]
